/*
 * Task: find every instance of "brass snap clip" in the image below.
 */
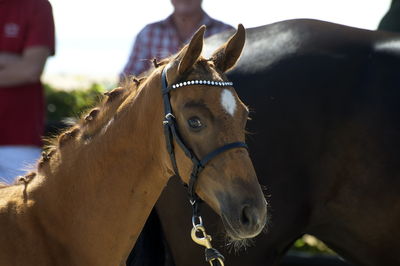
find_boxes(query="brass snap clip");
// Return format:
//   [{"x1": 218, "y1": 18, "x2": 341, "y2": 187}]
[{"x1": 191, "y1": 224, "x2": 225, "y2": 266}]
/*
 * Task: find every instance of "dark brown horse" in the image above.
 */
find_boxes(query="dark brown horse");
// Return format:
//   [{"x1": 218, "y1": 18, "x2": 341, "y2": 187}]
[{"x1": 128, "y1": 19, "x2": 400, "y2": 266}]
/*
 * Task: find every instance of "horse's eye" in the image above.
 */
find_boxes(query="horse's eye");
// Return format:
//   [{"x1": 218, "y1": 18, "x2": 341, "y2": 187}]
[{"x1": 187, "y1": 117, "x2": 203, "y2": 130}]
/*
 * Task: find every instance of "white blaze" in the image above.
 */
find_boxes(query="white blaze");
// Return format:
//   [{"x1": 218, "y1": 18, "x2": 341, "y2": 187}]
[{"x1": 220, "y1": 89, "x2": 237, "y2": 116}]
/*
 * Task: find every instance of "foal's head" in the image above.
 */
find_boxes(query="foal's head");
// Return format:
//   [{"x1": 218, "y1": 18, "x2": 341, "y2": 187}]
[{"x1": 160, "y1": 25, "x2": 267, "y2": 240}]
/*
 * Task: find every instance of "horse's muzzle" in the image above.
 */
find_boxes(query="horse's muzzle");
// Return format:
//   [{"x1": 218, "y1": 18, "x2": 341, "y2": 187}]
[{"x1": 221, "y1": 198, "x2": 268, "y2": 240}]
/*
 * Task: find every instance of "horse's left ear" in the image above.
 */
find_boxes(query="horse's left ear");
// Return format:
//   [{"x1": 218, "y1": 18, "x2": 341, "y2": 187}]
[
  {"x1": 176, "y1": 25, "x2": 206, "y2": 75},
  {"x1": 211, "y1": 24, "x2": 245, "y2": 73}
]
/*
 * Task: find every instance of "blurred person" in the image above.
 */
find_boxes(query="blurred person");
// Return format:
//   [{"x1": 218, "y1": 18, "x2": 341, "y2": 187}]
[
  {"x1": 120, "y1": 0, "x2": 233, "y2": 78},
  {"x1": 0, "y1": 0, "x2": 55, "y2": 184}
]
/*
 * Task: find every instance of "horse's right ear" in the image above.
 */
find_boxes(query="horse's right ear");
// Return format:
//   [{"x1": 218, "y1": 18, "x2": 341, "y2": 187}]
[
  {"x1": 176, "y1": 25, "x2": 206, "y2": 75},
  {"x1": 211, "y1": 24, "x2": 245, "y2": 73}
]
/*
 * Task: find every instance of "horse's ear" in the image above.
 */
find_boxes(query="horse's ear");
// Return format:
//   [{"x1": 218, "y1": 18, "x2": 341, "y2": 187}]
[
  {"x1": 176, "y1": 25, "x2": 205, "y2": 75},
  {"x1": 211, "y1": 24, "x2": 245, "y2": 73}
]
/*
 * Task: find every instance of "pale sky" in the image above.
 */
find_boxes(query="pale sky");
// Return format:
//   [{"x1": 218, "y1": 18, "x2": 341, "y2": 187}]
[{"x1": 45, "y1": 0, "x2": 391, "y2": 80}]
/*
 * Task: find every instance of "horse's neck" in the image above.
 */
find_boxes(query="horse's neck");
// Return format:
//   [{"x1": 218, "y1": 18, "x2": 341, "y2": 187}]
[{"x1": 27, "y1": 74, "x2": 170, "y2": 264}]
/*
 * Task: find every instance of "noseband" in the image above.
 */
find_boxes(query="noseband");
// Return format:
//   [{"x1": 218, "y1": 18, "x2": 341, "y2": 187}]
[{"x1": 161, "y1": 67, "x2": 248, "y2": 265}]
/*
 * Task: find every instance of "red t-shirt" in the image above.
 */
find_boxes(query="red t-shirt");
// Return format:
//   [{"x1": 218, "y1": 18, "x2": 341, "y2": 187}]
[{"x1": 0, "y1": 0, "x2": 55, "y2": 146}]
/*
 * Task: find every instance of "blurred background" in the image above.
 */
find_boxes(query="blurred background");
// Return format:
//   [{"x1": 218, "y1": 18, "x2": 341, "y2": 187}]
[{"x1": 44, "y1": 0, "x2": 391, "y2": 90}]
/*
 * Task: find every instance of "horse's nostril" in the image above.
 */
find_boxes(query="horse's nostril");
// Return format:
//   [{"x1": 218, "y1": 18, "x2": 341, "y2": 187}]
[{"x1": 240, "y1": 205, "x2": 252, "y2": 227}]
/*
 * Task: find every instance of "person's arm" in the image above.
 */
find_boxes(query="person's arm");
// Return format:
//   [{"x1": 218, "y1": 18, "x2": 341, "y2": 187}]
[
  {"x1": 0, "y1": 46, "x2": 50, "y2": 87},
  {"x1": 0, "y1": 53, "x2": 21, "y2": 68}
]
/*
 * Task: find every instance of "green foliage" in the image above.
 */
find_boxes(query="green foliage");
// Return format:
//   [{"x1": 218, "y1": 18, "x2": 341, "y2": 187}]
[
  {"x1": 45, "y1": 83, "x2": 105, "y2": 122},
  {"x1": 291, "y1": 234, "x2": 335, "y2": 255}
]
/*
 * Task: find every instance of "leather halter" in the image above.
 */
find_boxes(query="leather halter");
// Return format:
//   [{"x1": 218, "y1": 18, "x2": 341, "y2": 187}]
[{"x1": 160, "y1": 67, "x2": 248, "y2": 217}]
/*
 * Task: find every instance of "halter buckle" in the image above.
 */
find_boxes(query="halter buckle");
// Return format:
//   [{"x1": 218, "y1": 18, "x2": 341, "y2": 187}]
[
  {"x1": 163, "y1": 113, "x2": 175, "y2": 125},
  {"x1": 165, "y1": 113, "x2": 175, "y2": 120}
]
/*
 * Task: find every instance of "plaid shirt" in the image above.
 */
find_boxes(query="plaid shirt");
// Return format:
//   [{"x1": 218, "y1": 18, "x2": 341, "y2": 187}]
[{"x1": 121, "y1": 13, "x2": 233, "y2": 77}]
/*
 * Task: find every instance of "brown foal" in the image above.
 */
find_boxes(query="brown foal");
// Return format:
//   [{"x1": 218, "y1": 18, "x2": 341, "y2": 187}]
[{"x1": 0, "y1": 25, "x2": 267, "y2": 265}]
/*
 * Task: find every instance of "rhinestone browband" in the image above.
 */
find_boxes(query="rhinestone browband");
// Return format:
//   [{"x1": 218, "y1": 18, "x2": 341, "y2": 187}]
[{"x1": 171, "y1": 80, "x2": 233, "y2": 89}]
